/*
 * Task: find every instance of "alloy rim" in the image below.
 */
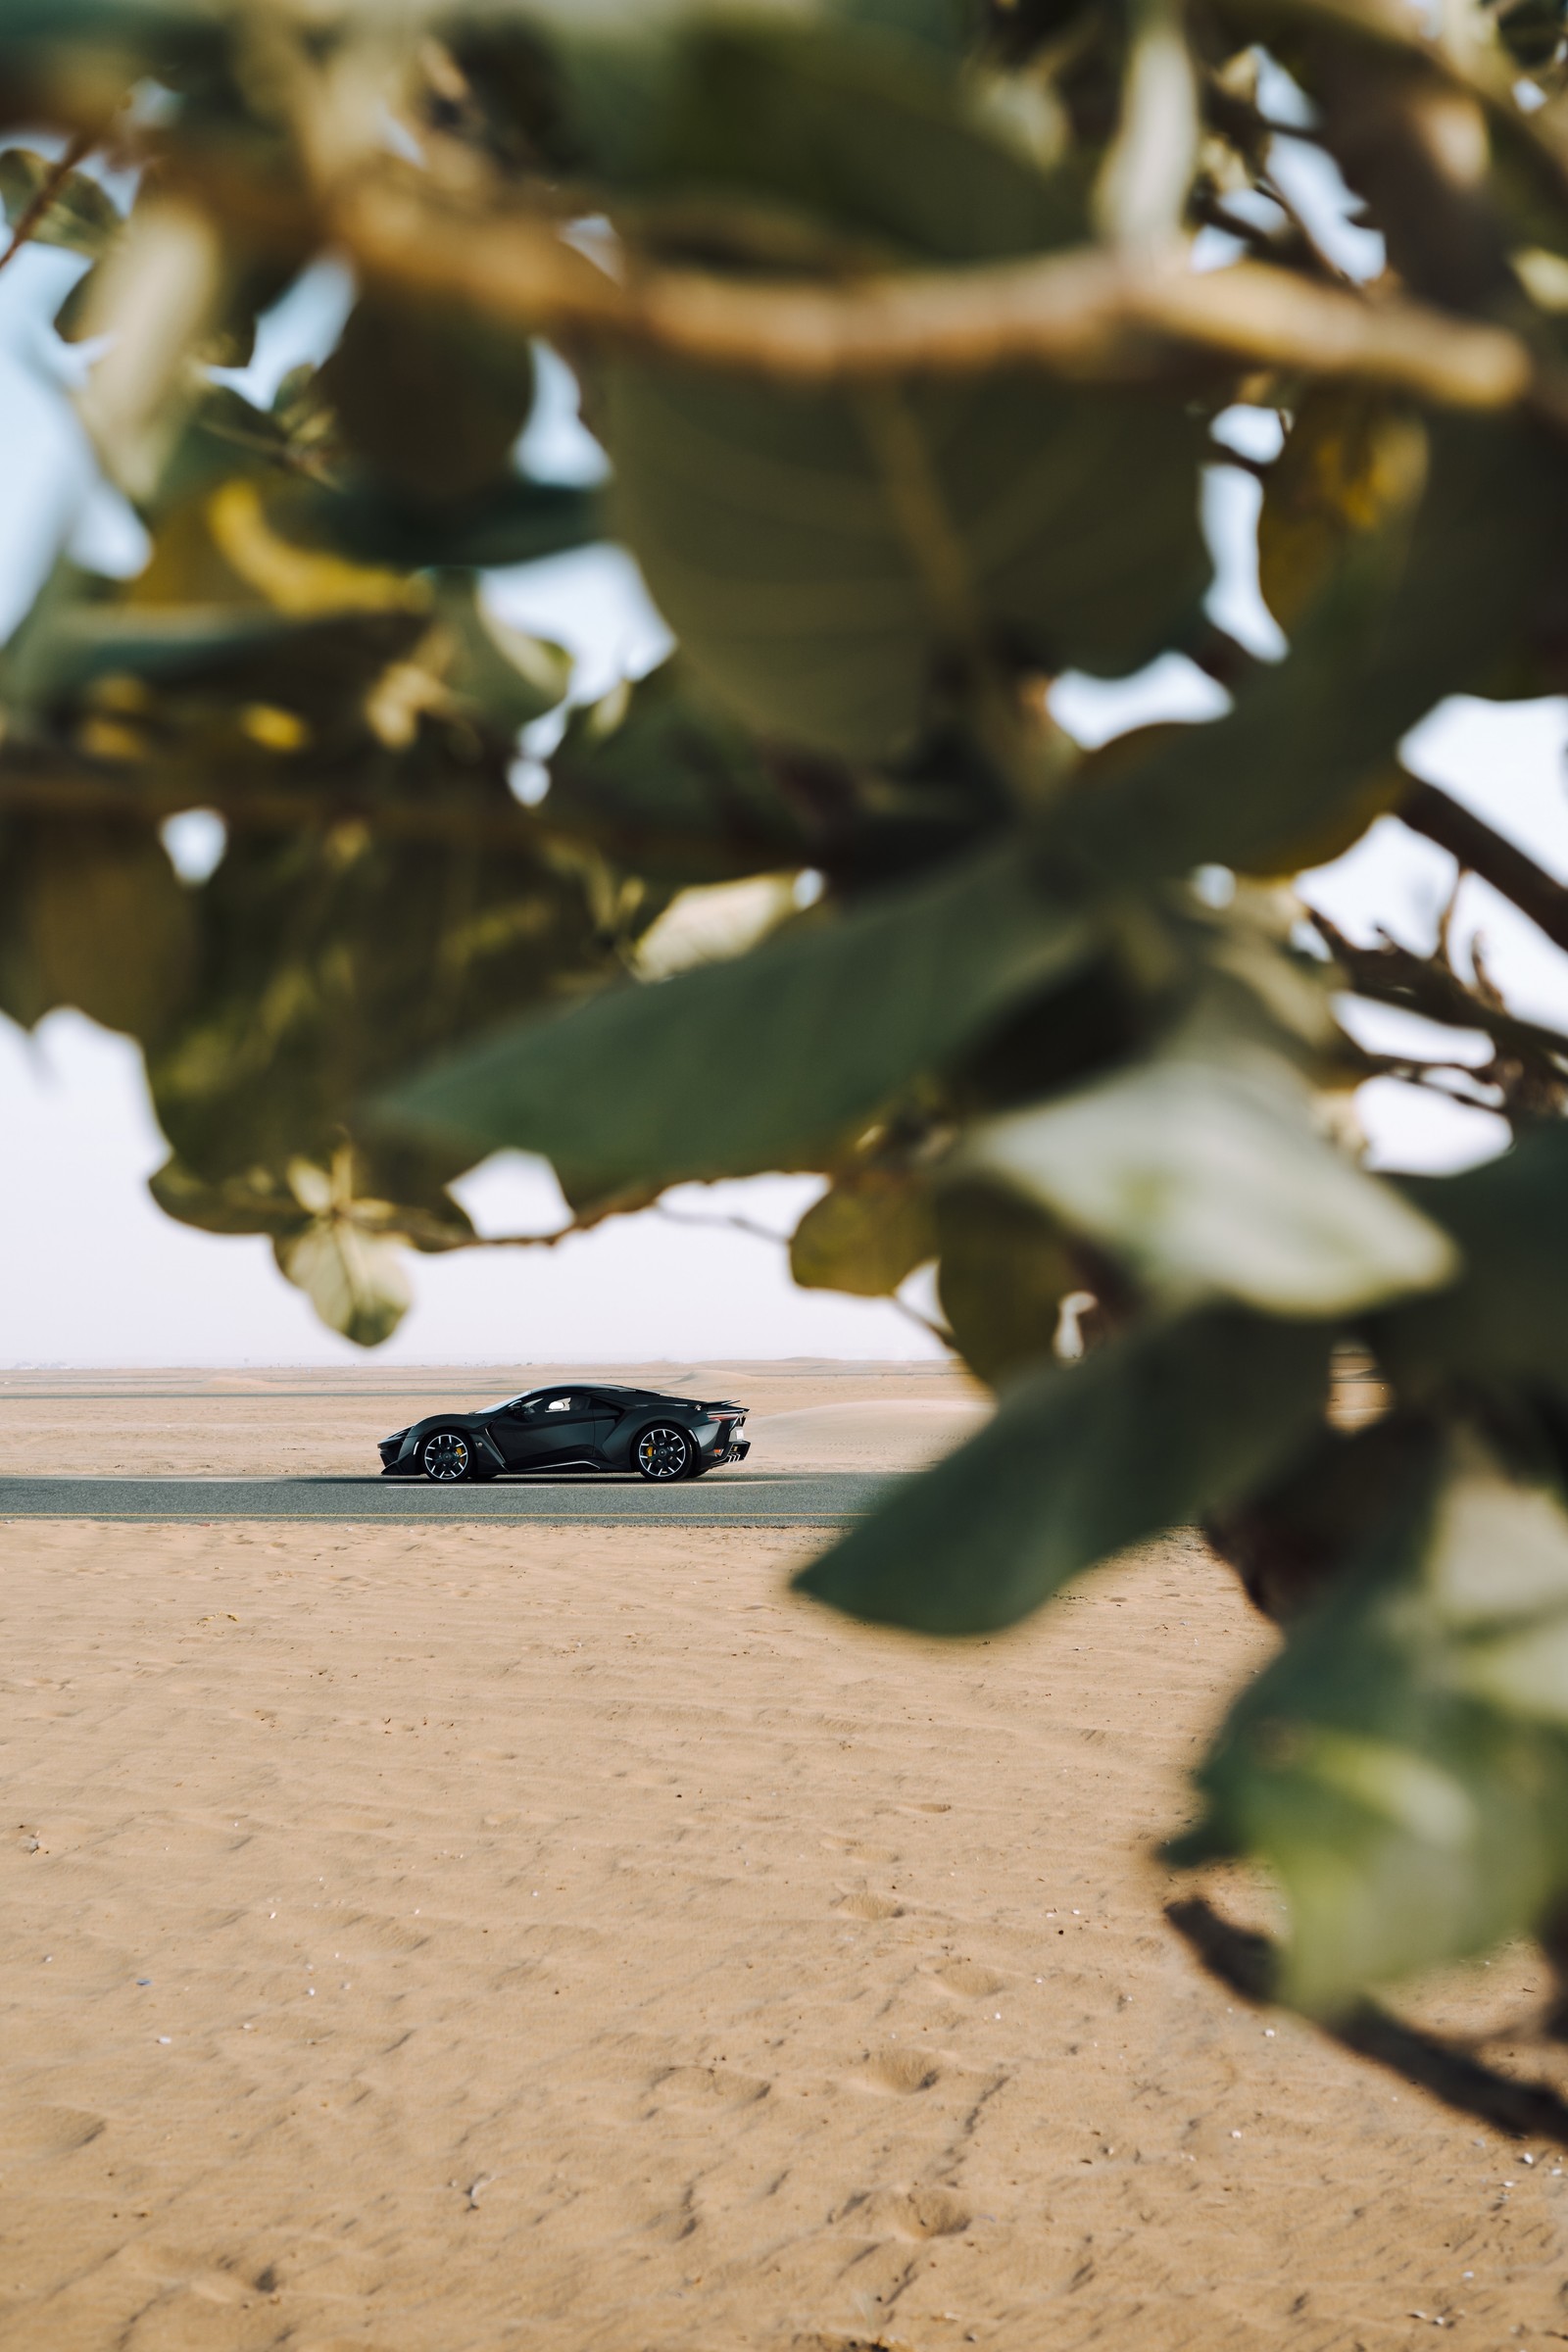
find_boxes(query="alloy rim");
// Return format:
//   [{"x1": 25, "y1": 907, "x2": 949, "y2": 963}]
[
  {"x1": 423, "y1": 1431, "x2": 470, "y2": 1481},
  {"x1": 638, "y1": 1426, "x2": 688, "y2": 1480}
]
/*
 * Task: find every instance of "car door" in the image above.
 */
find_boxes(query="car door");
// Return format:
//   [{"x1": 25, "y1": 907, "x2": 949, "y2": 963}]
[
  {"x1": 500, "y1": 1390, "x2": 602, "y2": 1471},
  {"x1": 582, "y1": 1393, "x2": 619, "y2": 1459},
  {"x1": 491, "y1": 1393, "x2": 559, "y2": 1468}
]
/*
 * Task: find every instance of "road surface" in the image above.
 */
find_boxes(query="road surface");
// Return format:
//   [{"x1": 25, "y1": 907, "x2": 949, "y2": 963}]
[{"x1": 0, "y1": 1471, "x2": 896, "y2": 1525}]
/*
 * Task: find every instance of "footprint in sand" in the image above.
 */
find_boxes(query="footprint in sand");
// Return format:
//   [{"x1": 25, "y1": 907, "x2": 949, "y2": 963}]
[
  {"x1": 851, "y1": 2184, "x2": 973, "y2": 2240},
  {"x1": 833, "y1": 1890, "x2": 904, "y2": 1921},
  {"x1": 333, "y1": 1910, "x2": 428, "y2": 1955},
  {"x1": 932, "y1": 1959, "x2": 1008, "y2": 1998},
  {"x1": 9, "y1": 2106, "x2": 106, "y2": 2159},
  {"x1": 791, "y1": 2337, "x2": 902, "y2": 2352},
  {"x1": 859, "y1": 2046, "x2": 941, "y2": 2095},
  {"x1": 648, "y1": 2065, "x2": 770, "y2": 2110},
  {"x1": 182, "y1": 2272, "x2": 251, "y2": 2307}
]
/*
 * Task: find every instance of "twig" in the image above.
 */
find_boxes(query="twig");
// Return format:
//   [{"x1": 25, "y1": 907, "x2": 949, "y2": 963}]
[
  {"x1": 448, "y1": 1226, "x2": 579, "y2": 1251},
  {"x1": 653, "y1": 1203, "x2": 792, "y2": 1247},
  {"x1": 324, "y1": 1204, "x2": 584, "y2": 1253},
  {"x1": 653, "y1": 1200, "x2": 952, "y2": 1342},
  {"x1": 884, "y1": 1293, "x2": 952, "y2": 1347},
  {"x1": 1310, "y1": 907, "x2": 1568, "y2": 1064},
  {"x1": 1168, "y1": 1895, "x2": 1568, "y2": 2144},
  {"x1": 0, "y1": 132, "x2": 91, "y2": 280}
]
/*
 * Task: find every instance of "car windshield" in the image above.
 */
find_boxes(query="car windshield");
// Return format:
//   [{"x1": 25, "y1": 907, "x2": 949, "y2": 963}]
[{"x1": 478, "y1": 1394, "x2": 533, "y2": 1413}]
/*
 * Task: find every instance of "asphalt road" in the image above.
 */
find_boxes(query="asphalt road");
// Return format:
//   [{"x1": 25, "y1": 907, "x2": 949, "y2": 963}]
[{"x1": 0, "y1": 1471, "x2": 896, "y2": 1525}]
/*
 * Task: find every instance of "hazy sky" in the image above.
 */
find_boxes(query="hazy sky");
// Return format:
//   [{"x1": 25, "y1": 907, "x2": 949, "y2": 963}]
[{"x1": 5, "y1": 190, "x2": 1568, "y2": 1365}]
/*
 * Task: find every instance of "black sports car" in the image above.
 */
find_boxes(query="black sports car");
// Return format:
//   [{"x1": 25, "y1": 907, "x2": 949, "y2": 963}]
[{"x1": 377, "y1": 1384, "x2": 751, "y2": 1483}]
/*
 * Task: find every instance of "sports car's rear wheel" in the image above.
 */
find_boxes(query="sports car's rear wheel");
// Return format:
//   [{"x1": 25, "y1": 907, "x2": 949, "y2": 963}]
[
  {"x1": 634, "y1": 1424, "x2": 693, "y2": 1482},
  {"x1": 421, "y1": 1428, "x2": 473, "y2": 1482}
]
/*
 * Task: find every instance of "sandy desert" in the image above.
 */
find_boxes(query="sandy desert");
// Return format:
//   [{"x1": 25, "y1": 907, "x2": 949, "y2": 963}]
[{"x1": 1, "y1": 1364, "x2": 1566, "y2": 2351}]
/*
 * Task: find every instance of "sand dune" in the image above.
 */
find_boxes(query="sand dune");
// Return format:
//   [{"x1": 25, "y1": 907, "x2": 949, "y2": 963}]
[
  {"x1": 0, "y1": 1361, "x2": 982, "y2": 1479},
  {"x1": 749, "y1": 1399, "x2": 989, "y2": 1470}
]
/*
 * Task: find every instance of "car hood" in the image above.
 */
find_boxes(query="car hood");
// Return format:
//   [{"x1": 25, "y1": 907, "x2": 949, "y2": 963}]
[{"x1": 382, "y1": 1412, "x2": 490, "y2": 1444}]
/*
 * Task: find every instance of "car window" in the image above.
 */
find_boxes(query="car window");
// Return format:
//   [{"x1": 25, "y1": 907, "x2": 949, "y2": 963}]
[{"x1": 512, "y1": 1390, "x2": 591, "y2": 1418}]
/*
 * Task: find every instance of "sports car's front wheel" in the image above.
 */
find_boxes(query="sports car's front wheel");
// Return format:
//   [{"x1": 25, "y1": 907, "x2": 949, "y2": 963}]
[
  {"x1": 634, "y1": 1424, "x2": 693, "y2": 1482},
  {"x1": 421, "y1": 1429, "x2": 473, "y2": 1482}
]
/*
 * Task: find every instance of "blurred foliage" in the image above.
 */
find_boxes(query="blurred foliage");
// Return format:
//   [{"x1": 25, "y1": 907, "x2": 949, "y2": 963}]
[{"x1": 13, "y1": 0, "x2": 1568, "y2": 2076}]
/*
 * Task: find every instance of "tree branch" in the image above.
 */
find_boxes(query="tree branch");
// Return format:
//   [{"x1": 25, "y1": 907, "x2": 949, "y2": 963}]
[
  {"x1": 332, "y1": 178, "x2": 1535, "y2": 413},
  {"x1": 1401, "y1": 776, "x2": 1568, "y2": 959},
  {"x1": 0, "y1": 758, "x2": 809, "y2": 882},
  {"x1": 1312, "y1": 906, "x2": 1568, "y2": 1079},
  {"x1": 653, "y1": 1203, "x2": 793, "y2": 1248}
]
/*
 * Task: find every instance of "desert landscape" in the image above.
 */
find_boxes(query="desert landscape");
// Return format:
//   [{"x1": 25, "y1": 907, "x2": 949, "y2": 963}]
[
  {"x1": 1, "y1": 1366, "x2": 1565, "y2": 2350},
  {"x1": 0, "y1": 1359, "x2": 988, "y2": 1480}
]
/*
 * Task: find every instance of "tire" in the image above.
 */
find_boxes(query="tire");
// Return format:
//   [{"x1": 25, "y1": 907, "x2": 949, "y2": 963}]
[
  {"x1": 633, "y1": 1423, "x2": 694, "y2": 1483},
  {"x1": 420, "y1": 1427, "x2": 474, "y2": 1482}
]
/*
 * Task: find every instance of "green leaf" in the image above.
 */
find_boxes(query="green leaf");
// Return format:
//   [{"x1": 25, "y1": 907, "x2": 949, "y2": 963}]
[
  {"x1": 383, "y1": 839, "x2": 1096, "y2": 1201},
  {"x1": 542, "y1": 661, "x2": 815, "y2": 882},
  {"x1": 1256, "y1": 385, "x2": 1428, "y2": 638},
  {"x1": 53, "y1": 262, "x2": 99, "y2": 342},
  {"x1": 274, "y1": 1222, "x2": 412, "y2": 1349},
  {"x1": 431, "y1": 574, "x2": 571, "y2": 734},
  {"x1": 606, "y1": 362, "x2": 1210, "y2": 760},
  {"x1": 935, "y1": 1179, "x2": 1079, "y2": 1386},
  {"x1": 0, "y1": 817, "x2": 195, "y2": 1044},
  {"x1": 149, "y1": 1154, "x2": 314, "y2": 1242},
  {"x1": 0, "y1": 145, "x2": 121, "y2": 257},
  {"x1": 475, "y1": 7, "x2": 1054, "y2": 260},
  {"x1": 316, "y1": 299, "x2": 535, "y2": 504},
  {"x1": 270, "y1": 474, "x2": 606, "y2": 572},
  {"x1": 793, "y1": 1303, "x2": 1333, "y2": 1634},
  {"x1": 0, "y1": 579, "x2": 418, "y2": 712},
  {"x1": 1175, "y1": 1438, "x2": 1568, "y2": 2011},
  {"x1": 1374, "y1": 1122, "x2": 1568, "y2": 1405},
  {"x1": 790, "y1": 1167, "x2": 936, "y2": 1296},
  {"x1": 612, "y1": 18, "x2": 1087, "y2": 262},
  {"x1": 151, "y1": 1148, "x2": 476, "y2": 1259},
  {"x1": 138, "y1": 382, "x2": 298, "y2": 513},
  {"x1": 1205, "y1": 1412, "x2": 1436, "y2": 1627},
  {"x1": 146, "y1": 820, "x2": 608, "y2": 1196},
  {"x1": 1064, "y1": 416, "x2": 1568, "y2": 883},
  {"x1": 516, "y1": 12, "x2": 1201, "y2": 763},
  {"x1": 970, "y1": 1050, "x2": 1457, "y2": 1318},
  {"x1": 0, "y1": 0, "x2": 223, "y2": 84}
]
